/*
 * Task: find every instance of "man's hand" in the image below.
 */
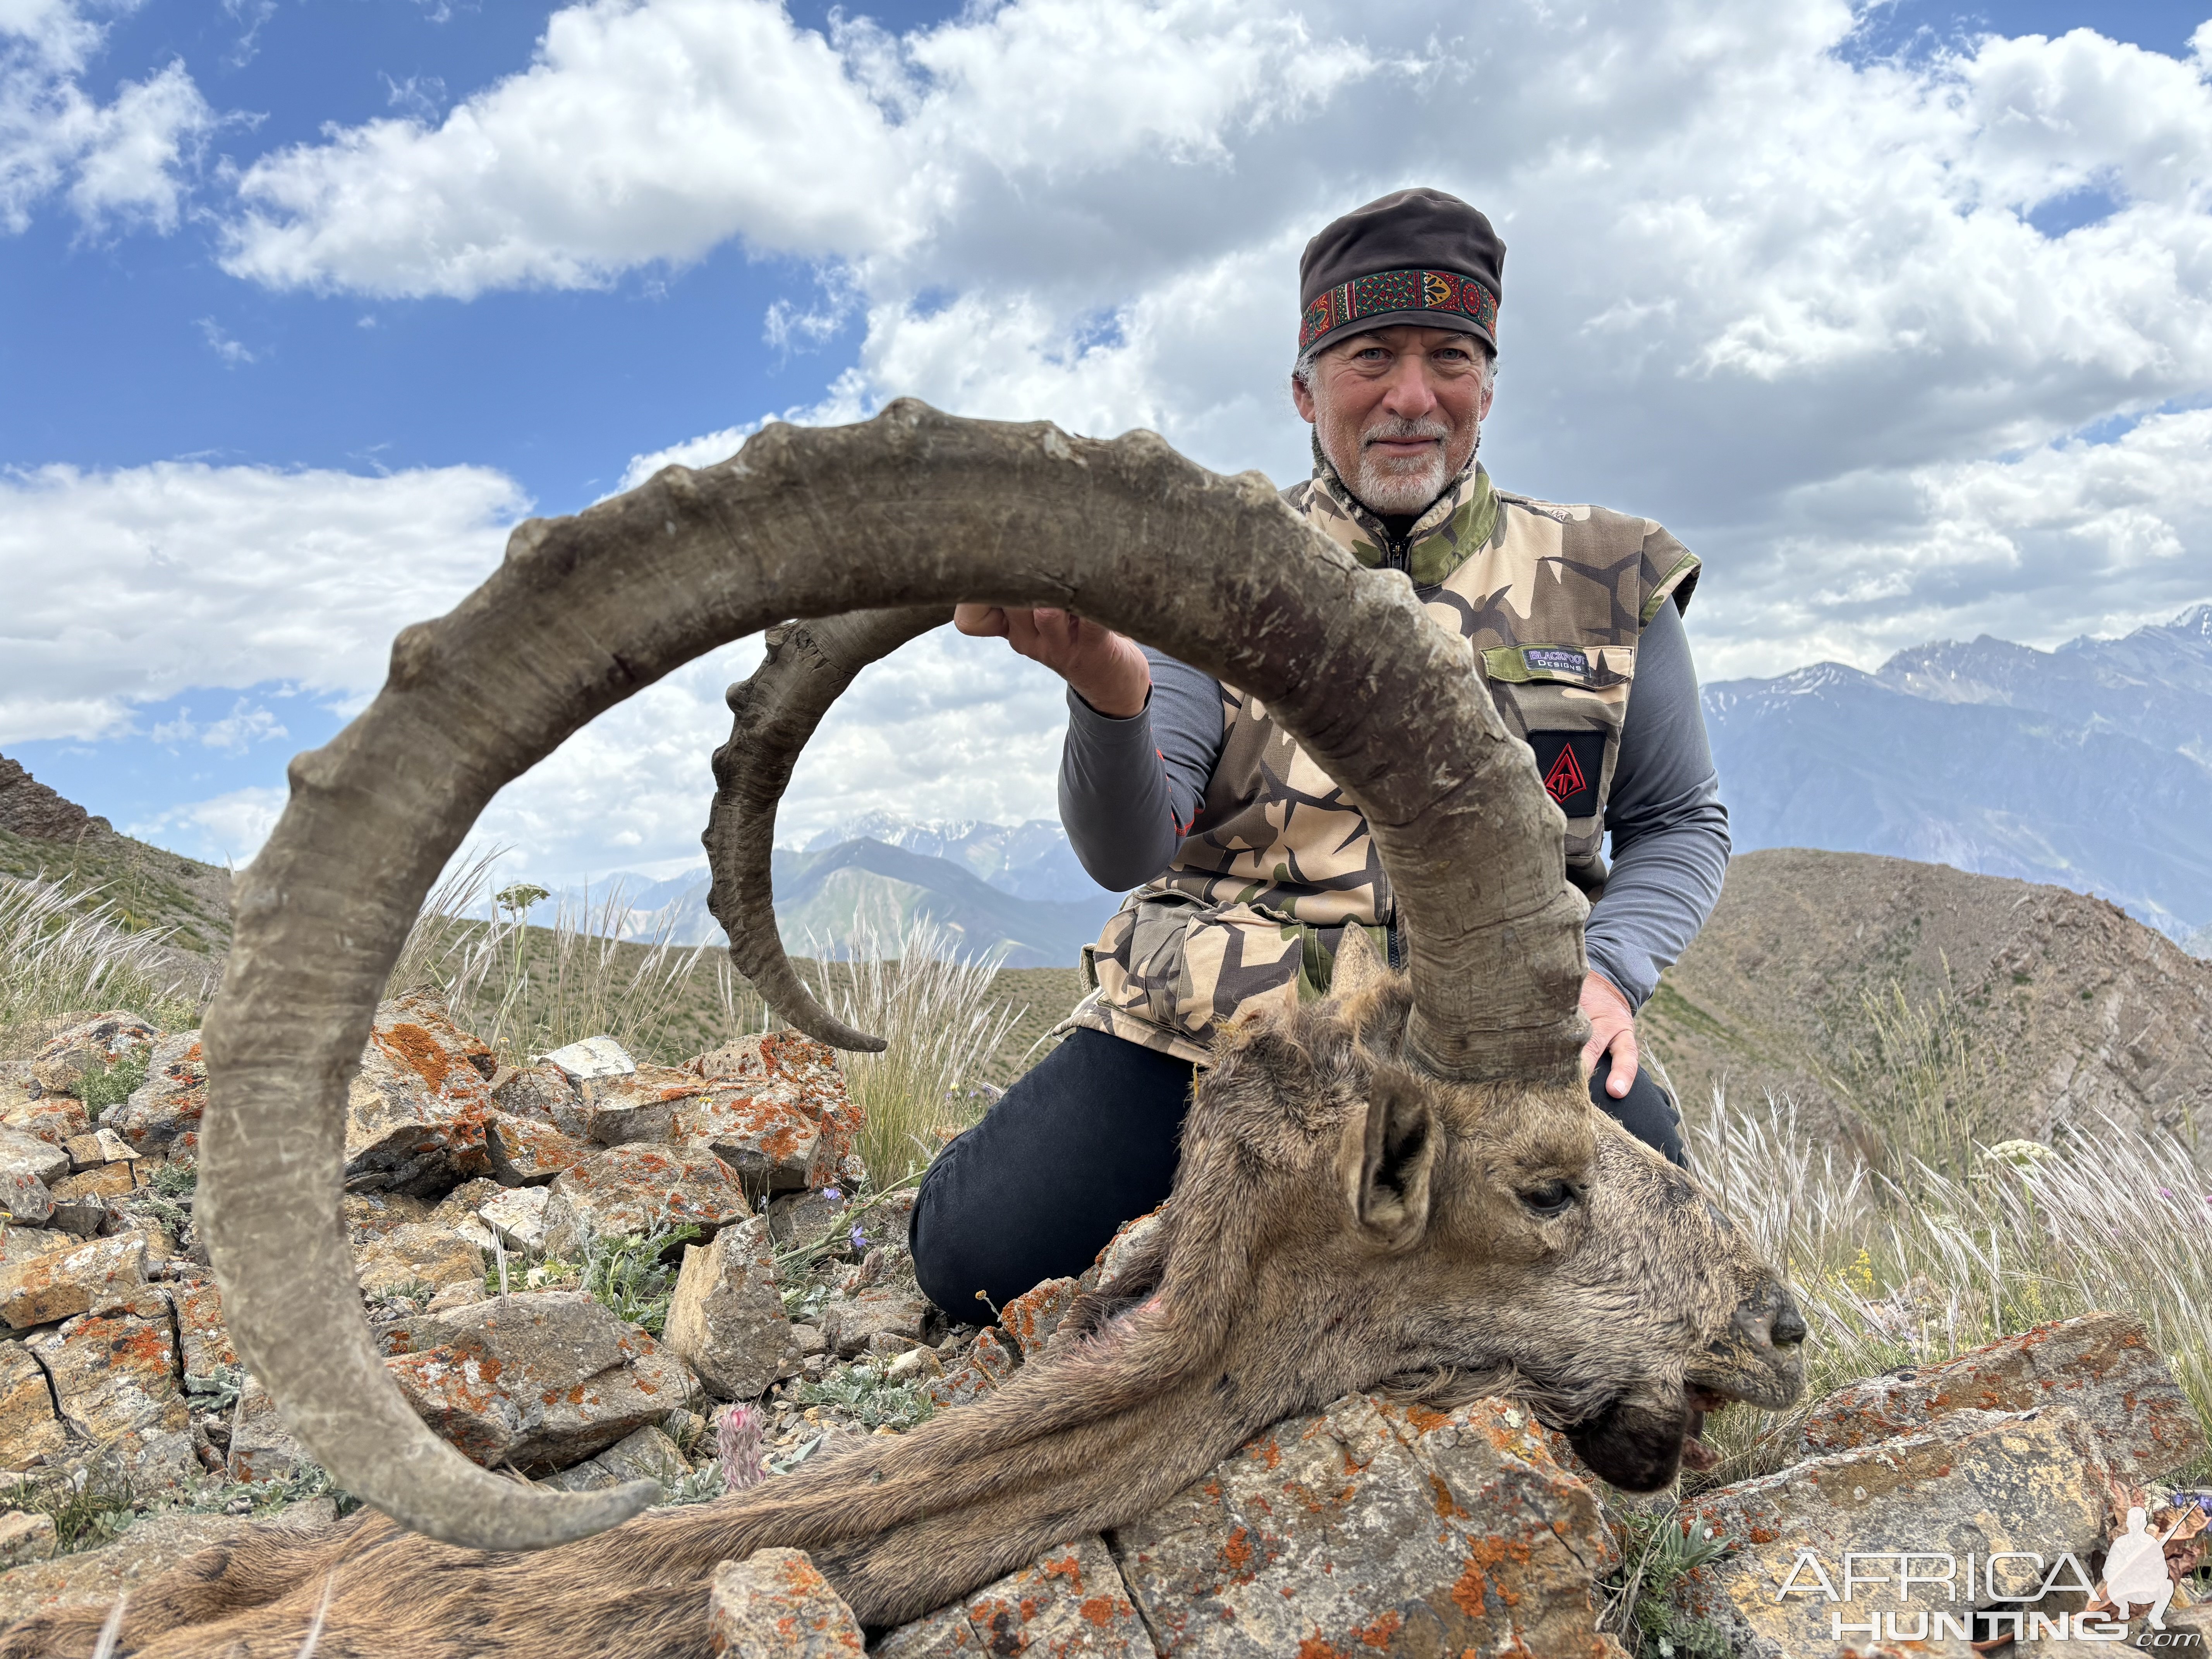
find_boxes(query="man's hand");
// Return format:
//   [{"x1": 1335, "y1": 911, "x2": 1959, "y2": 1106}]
[
  {"x1": 954, "y1": 605, "x2": 1152, "y2": 718},
  {"x1": 1580, "y1": 972, "x2": 1638, "y2": 1098}
]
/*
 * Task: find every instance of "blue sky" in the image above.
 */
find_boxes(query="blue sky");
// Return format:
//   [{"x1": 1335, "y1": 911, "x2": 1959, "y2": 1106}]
[{"x1": 5, "y1": 0, "x2": 2211, "y2": 879}]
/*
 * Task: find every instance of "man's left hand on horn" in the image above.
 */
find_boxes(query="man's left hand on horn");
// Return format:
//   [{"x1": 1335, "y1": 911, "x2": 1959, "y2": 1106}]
[{"x1": 928, "y1": 187, "x2": 1729, "y2": 1313}]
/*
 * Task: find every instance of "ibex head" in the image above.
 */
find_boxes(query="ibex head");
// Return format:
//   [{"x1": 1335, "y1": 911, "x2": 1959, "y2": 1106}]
[{"x1": 193, "y1": 401, "x2": 1802, "y2": 1569}]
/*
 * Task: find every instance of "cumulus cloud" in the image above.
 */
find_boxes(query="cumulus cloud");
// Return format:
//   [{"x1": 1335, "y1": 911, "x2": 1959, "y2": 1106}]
[
  {"x1": 1, "y1": 1, "x2": 216, "y2": 234},
  {"x1": 219, "y1": 0, "x2": 2212, "y2": 680},
  {"x1": 0, "y1": 459, "x2": 526, "y2": 744},
  {"x1": 128, "y1": 785, "x2": 286, "y2": 868}
]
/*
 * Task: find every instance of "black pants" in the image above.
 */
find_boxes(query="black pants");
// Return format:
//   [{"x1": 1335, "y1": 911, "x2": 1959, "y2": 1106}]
[{"x1": 910, "y1": 1026, "x2": 1686, "y2": 1314}]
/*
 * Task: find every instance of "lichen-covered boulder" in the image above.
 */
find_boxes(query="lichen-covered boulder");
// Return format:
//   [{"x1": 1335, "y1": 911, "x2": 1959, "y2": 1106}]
[
  {"x1": 663, "y1": 1218, "x2": 797, "y2": 1401},
  {"x1": 1685, "y1": 1406, "x2": 2115, "y2": 1658},
  {"x1": 378, "y1": 1290, "x2": 699, "y2": 1473},
  {"x1": 0, "y1": 1338, "x2": 67, "y2": 1471},
  {"x1": 1797, "y1": 1310, "x2": 2204, "y2": 1485},
  {"x1": 0, "y1": 1230, "x2": 153, "y2": 1329},
  {"x1": 343, "y1": 994, "x2": 499, "y2": 1197},
  {"x1": 583, "y1": 1064, "x2": 708, "y2": 1146},
  {"x1": 706, "y1": 1548, "x2": 866, "y2": 1658},
  {"x1": 352, "y1": 1220, "x2": 486, "y2": 1298},
  {"x1": 29, "y1": 1015, "x2": 155, "y2": 1099},
  {"x1": 549, "y1": 1144, "x2": 750, "y2": 1242},
  {"x1": 874, "y1": 1535, "x2": 1151, "y2": 1658},
  {"x1": 26, "y1": 1288, "x2": 189, "y2": 1444},
  {"x1": 1113, "y1": 1393, "x2": 1622, "y2": 1658},
  {"x1": 102, "y1": 1031, "x2": 206, "y2": 1161},
  {"x1": 680, "y1": 1033, "x2": 863, "y2": 1193}
]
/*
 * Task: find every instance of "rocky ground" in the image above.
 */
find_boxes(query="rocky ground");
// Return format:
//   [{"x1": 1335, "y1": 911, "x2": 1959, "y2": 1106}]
[{"x1": 0, "y1": 1000, "x2": 2207, "y2": 1654}]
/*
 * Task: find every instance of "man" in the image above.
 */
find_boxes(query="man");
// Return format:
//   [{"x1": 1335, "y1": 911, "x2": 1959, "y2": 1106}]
[{"x1": 910, "y1": 189, "x2": 1729, "y2": 1314}]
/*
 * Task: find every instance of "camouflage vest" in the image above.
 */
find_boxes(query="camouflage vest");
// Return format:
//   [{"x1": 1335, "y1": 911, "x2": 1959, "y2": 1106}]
[{"x1": 1065, "y1": 455, "x2": 1702, "y2": 1065}]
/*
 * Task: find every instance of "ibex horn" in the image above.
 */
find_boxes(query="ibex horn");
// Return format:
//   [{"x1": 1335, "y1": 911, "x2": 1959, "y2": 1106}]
[
  {"x1": 199, "y1": 402, "x2": 1587, "y2": 1554},
  {"x1": 703, "y1": 608, "x2": 952, "y2": 1049}
]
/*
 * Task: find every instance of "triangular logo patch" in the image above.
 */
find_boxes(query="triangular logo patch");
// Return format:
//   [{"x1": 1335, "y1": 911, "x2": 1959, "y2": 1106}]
[{"x1": 1542, "y1": 744, "x2": 1587, "y2": 804}]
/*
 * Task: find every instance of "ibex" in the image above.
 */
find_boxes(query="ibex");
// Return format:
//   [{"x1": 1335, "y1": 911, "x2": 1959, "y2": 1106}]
[{"x1": 2, "y1": 404, "x2": 1803, "y2": 1658}]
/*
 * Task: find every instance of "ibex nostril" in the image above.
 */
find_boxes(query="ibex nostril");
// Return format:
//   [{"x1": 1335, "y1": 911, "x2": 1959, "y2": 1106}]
[{"x1": 1734, "y1": 1284, "x2": 1808, "y2": 1353}]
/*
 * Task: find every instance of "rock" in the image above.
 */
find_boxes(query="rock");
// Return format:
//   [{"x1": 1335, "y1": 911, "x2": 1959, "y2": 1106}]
[
  {"x1": 0, "y1": 756, "x2": 103, "y2": 842},
  {"x1": 426, "y1": 1280, "x2": 487, "y2": 1312},
  {"x1": 380, "y1": 1290, "x2": 699, "y2": 1474},
  {"x1": 0, "y1": 1510, "x2": 54, "y2": 1569},
  {"x1": 163, "y1": 1279, "x2": 235, "y2": 1377},
  {"x1": 227, "y1": 1374, "x2": 314, "y2": 1482},
  {"x1": 0, "y1": 1230, "x2": 150, "y2": 1329},
  {"x1": 549, "y1": 1145, "x2": 750, "y2": 1243},
  {"x1": 0, "y1": 1174, "x2": 52, "y2": 1227},
  {"x1": 60, "y1": 1130, "x2": 135, "y2": 1173},
  {"x1": 678, "y1": 1032, "x2": 862, "y2": 1194},
  {"x1": 821, "y1": 1288, "x2": 928, "y2": 1360},
  {"x1": 46, "y1": 1163, "x2": 135, "y2": 1238},
  {"x1": 1684, "y1": 1407, "x2": 2115, "y2": 1657},
  {"x1": 29, "y1": 1015, "x2": 155, "y2": 1098},
  {"x1": 790, "y1": 1324, "x2": 826, "y2": 1358},
  {"x1": 495, "y1": 1062, "x2": 589, "y2": 1140},
  {"x1": 0, "y1": 1339, "x2": 67, "y2": 1471},
  {"x1": 0, "y1": 1501, "x2": 337, "y2": 1628},
  {"x1": 875, "y1": 1534, "x2": 1151, "y2": 1658},
  {"x1": 584, "y1": 1064, "x2": 707, "y2": 1146},
  {"x1": 663, "y1": 1218, "x2": 797, "y2": 1401},
  {"x1": 766, "y1": 1188, "x2": 849, "y2": 1252},
  {"x1": 484, "y1": 1113, "x2": 591, "y2": 1185},
  {"x1": 343, "y1": 994, "x2": 499, "y2": 1197},
  {"x1": 1113, "y1": 1393, "x2": 1621, "y2": 1658},
  {"x1": 27, "y1": 1289, "x2": 189, "y2": 1443},
  {"x1": 999, "y1": 1276, "x2": 1079, "y2": 1360},
  {"x1": 1798, "y1": 1310, "x2": 2204, "y2": 1485},
  {"x1": 1079, "y1": 1209, "x2": 1164, "y2": 1300},
  {"x1": 705, "y1": 1548, "x2": 866, "y2": 1657},
  {"x1": 427, "y1": 1177, "x2": 507, "y2": 1231},
  {"x1": 884, "y1": 1347, "x2": 939, "y2": 1383},
  {"x1": 0, "y1": 1128, "x2": 69, "y2": 1192},
  {"x1": 539, "y1": 1422, "x2": 690, "y2": 1492},
  {"x1": 923, "y1": 1328, "x2": 1019, "y2": 1410},
  {"x1": 915, "y1": 1327, "x2": 1017, "y2": 1415},
  {"x1": 0, "y1": 1092, "x2": 89, "y2": 1148},
  {"x1": 544, "y1": 1036, "x2": 636, "y2": 1084},
  {"x1": 479, "y1": 1185, "x2": 558, "y2": 1254},
  {"x1": 342, "y1": 1190, "x2": 432, "y2": 1246},
  {"x1": 353, "y1": 1220, "x2": 486, "y2": 1298},
  {"x1": 102, "y1": 1033, "x2": 205, "y2": 1160}
]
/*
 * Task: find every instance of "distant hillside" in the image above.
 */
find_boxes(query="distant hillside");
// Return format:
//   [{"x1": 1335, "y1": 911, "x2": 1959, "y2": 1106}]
[
  {"x1": 1706, "y1": 605, "x2": 2212, "y2": 945},
  {"x1": 0, "y1": 754, "x2": 233, "y2": 957},
  {"x1": 527, "y1": 824, "x2": 1121, "y2": 969},
  {"x1": 1644, "y1": 848, "x2": 2212, "y2": 1160}
]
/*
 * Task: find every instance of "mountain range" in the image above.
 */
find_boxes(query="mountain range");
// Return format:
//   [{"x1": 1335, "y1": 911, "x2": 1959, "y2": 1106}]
[
  {"x1": 519, "y1": 602, "x2": 2212, "y2": 967},
  {"x1": 1705, "y1": 603, "x2": 2212, "y2": 949}
]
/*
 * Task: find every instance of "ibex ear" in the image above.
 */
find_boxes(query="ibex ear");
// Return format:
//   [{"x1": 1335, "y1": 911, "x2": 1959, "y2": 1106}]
[
  {"x1": 1338, "y1": 1072, "x2": 1437, "y2": 1251},
  {"x1": 1327, "y1": 924, "x2": 1388, "y2": 1002}
]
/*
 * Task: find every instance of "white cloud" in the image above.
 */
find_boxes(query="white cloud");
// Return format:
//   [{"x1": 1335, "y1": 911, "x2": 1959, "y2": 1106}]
[
  {"x1": 147, "y1": 696, "x2": 289, "y2": 753},
  {"x1": 128, "y1": 784, "x2": 285, "y2": 868},
  {"x1": 2, "y1": 3, "x2": 215, "y2": 234},
  {"x1": 0, "y1": 459, "x2": 525, "y2": 744}
]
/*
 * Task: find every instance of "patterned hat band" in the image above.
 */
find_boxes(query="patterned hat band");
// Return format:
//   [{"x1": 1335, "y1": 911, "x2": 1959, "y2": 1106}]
[{"x1": 1298, "y1": 268, "x2": 1499, "y2": 353}]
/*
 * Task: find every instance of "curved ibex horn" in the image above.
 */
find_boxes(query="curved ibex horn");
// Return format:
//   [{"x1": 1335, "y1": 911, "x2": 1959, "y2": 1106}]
[
  {"x1": 703, "y1": 607, "x2": 953, "y2": 1050},
  {"x1": 199, "y1": 403, "x2": 1588, "y2": 1554}
]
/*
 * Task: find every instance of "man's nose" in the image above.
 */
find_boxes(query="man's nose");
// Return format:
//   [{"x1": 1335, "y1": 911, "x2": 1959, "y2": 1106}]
[{"x1": 1378, "y1": 355, "x2": 1438, "y2": 419}]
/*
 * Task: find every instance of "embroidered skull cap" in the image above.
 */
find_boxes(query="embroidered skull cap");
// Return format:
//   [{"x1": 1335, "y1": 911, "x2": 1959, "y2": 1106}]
[{"x1": 1297, "y1": 188, "x2": 1504, "y2": 359}]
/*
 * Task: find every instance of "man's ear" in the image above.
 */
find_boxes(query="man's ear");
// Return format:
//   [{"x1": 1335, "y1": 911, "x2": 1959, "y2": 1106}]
[
  {"x1": 1338, "y1": 1072, "x2": 1437, "y2": 1252},
  {"x1": 1326, "y1": 924, "x2": 1388, "y2": 1003}
]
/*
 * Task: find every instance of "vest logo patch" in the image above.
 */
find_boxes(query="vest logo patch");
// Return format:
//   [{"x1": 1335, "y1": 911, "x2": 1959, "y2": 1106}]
[
  {"x1": 1528, "y1": 731, "x2": 1604, "y2": 817},
  {"x1": 1523, "y1": 646, "x2": 1592, "y2": 678}
]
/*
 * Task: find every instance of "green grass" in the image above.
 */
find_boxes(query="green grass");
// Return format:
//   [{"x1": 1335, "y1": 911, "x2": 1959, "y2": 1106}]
[
  {"x1": 1601, "y1": 1508, "x2": 1740, "y2": 1659},
  {"x1": 0, "y1": 878, "x2": 212, "y2": 1056}
]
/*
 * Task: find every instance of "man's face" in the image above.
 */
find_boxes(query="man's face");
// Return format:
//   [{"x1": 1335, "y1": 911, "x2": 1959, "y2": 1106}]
[{"x1": 1291, "y1": 325, "x2": 1494, "y2": 516}]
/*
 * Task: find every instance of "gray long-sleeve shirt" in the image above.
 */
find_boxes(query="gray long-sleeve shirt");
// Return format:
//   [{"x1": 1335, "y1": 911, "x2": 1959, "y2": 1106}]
[{"x1": 1055, "y1": 596, "x2": 1729, "y2": 1010}]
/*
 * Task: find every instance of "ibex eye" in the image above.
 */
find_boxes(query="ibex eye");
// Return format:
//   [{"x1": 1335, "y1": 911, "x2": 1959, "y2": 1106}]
[{"x1": 1520, "y1": 1180, "x2": 1576, "y2": 1218}]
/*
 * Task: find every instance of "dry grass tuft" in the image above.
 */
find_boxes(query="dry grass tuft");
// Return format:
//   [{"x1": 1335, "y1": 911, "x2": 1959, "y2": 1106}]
[{"x1": 0, "y1": 878, "x2": 206, "y2": 1054}]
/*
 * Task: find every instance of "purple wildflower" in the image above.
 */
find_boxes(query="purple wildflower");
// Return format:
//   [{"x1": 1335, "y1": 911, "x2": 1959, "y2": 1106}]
[
  {"x1": 718, "y1": 1403, "x2": 766, "y2": 1494},
  {"x1": 821, "y1": 1187, "x2": 843, "y2": 1204},
  {"x1": 849, "y1": 1223, "x2": 867, "y2": 1252}
]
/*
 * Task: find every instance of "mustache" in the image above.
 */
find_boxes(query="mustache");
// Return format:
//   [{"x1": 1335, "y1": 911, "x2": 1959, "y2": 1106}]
[{"x1": 1360, "y1": 417, "x2": 1450, "y2": 448}]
